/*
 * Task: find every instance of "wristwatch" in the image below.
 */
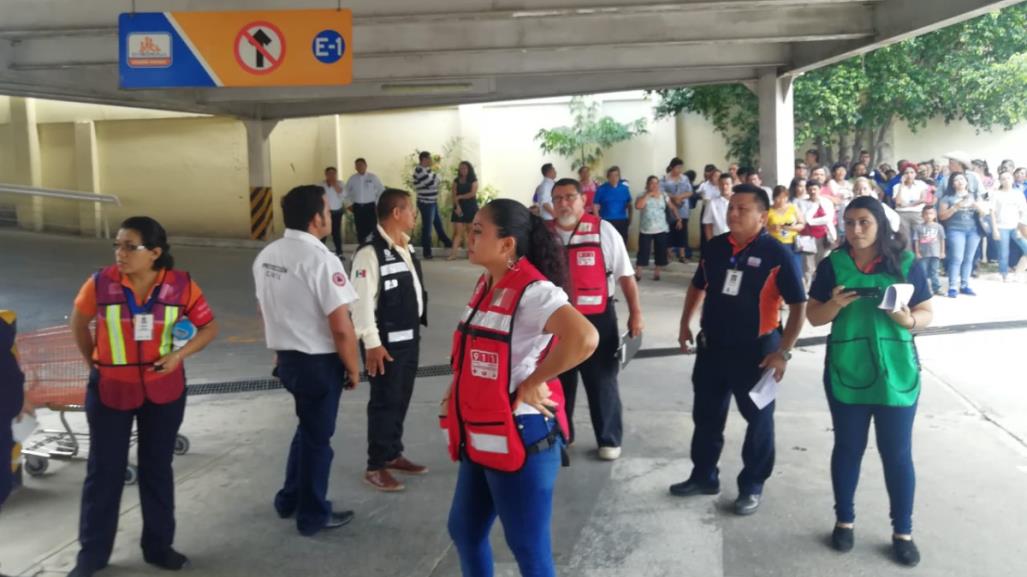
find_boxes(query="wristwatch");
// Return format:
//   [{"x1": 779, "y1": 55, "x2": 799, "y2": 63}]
[{"x1": 778, "y1": 349, "x2": 793, "y2": 361}]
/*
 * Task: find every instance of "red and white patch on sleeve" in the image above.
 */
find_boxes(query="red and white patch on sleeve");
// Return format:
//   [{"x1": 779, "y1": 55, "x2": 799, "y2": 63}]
[{"x1": 332, "y1": 272, "x2": 347, "y2": 287}]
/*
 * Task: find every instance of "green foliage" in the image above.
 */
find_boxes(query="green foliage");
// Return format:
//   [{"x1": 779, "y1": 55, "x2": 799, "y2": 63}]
[
  {"x1": 535, "y1": 96, "x2": 647, "y2": 170},
  {"x1": 653, "y1": 3, "x2": 1027, "y2": 167}
]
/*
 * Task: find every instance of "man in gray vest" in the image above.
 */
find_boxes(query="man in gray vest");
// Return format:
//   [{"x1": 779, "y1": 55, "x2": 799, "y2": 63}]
[{"x1": 350, "y1": 189, "x2": 429, "y2": 492}]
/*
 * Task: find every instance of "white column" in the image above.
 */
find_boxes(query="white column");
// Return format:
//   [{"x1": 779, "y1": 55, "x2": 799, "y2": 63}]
[
  {"x1": 758, "y1": 70, "x2": 795, "y2": 188},
  {"x1": 9, "y1": 97, "x2": 43, "y2": 231},
  {"x1": 74, "y1": 120, "x2": 104, "y2": 237},
  {"x1": 244, "y1": 119, "x2": 278, "y2": 240},
  {"x1": 674, "y1": 113, "x2": 687, "y2": 160},
  {"x1": 317, "y1": 114, "x2": 341, "y2": 173}
]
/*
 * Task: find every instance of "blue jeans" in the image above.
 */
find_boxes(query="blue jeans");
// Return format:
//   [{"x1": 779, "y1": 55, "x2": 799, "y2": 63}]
[
  {"x1": 418, "y1": 201, "x2": 452, "y2": 257},
  {"x1": 997, "y1": 228, "x2": 1027, "y2": 277},
  {"x1": 918, "y1": 257, "x2": 942, "y2": 293},
  {"x1": 274, "y1": 352, "x2": 345, "y2": 535},
  {"x1": 827, "y1": 390, "x2": 917, "y2": 535},
  {"x1": 448, "y1": 416, "x2": 562, "y2": 577},
  {"x1": 945, "y1": 227, "x2": 980, "y2": 290}
]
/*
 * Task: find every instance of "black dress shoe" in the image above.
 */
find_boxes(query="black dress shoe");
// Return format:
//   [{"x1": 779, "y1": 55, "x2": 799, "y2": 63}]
[
  {"x1": 831, "y1": 526, "x2": 854, "y2": 552},
  {"x1": 324, "y1": 510, "x2": 355, "y2": 529},
  {"x1": 733, "y1": 493, "x2": 761, "y2": 515},
  {"x1": 669, "y1": 478, "x2": 720, "y2": 497},
  {"x1": 892, "y1": 537, "x2": 921, "y2": 567},
  {"x1": 143, "y1": 548, "x2": 190, "y2": 571}
]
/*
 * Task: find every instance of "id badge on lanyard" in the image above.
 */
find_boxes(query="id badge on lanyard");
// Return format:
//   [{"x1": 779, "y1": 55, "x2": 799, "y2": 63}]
[
  {"x1": 723, "y1": 270, "x2": 743, "y2": 296},
  {"x1": 125, "y1": 286, "x2": 158, "y2": 341}
]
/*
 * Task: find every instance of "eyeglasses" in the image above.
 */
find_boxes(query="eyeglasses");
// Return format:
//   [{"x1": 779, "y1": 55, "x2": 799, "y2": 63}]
[
  {"x1": 112, "y1": 242, "x2": 149, "y2": 252},
  {"x1": 552, "y1": 193, "x2": 580, "y2": 203}
]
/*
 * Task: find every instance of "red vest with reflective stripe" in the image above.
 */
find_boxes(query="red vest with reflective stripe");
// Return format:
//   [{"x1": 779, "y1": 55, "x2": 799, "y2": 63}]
[
  {"x1": 94, "y1": 266, "x2": 190, "y2": 410},
  {"x1": 443, "y1": 258, "x2": 570, "y2": 472},
  {"x1": 566, "y1": 214, "x2": 608, "y2": 315}
]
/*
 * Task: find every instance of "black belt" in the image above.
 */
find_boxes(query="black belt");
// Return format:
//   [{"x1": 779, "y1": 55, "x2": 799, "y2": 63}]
[
  {"x1": 354, "y1": 201, "x2": 375, "y2": 206},
  {"x1": 524, "y1": 427, "x2": 571, "y2": 467}
]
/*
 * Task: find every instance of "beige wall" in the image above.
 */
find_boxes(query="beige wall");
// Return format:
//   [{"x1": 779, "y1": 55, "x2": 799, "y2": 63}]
[
  {"x1": 892, "y1": 118, "x2": 1027, "y2": 171},
  {"x1": 37, "y1": 123, "x2": 78, "y2": 233}
]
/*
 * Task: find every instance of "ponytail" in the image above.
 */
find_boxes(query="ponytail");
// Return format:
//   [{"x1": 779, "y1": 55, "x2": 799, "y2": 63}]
[
  {"x1": 120, "y1": 216, "x2": 175, "y2": 270},
  {"x1": 526, "y1": 213, "x2": 567, "y2": 288},
  {"x1": 484, "y1": 199, "x2": 567, "y2": 287}
]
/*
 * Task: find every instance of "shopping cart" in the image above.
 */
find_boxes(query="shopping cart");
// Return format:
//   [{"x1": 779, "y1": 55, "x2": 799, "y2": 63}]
[{"x1": 17, "y1": 324, "x2": 190, "y2": 485}]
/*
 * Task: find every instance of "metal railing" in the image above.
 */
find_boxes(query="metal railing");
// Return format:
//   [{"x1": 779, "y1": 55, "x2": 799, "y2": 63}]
[{"x1": 0, "y1": 183, "x2": 120, "y2": 239}]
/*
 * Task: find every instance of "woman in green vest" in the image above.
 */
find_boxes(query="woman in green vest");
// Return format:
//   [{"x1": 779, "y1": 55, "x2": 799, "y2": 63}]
[{"x1": 806, "y1": 196, "x2": 934, "y2": 567}]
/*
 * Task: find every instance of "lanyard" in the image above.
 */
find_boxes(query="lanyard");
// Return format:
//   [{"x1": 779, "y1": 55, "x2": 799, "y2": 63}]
[{"x1": 123, "y1": 285, "x2": 160, "y2": 315}]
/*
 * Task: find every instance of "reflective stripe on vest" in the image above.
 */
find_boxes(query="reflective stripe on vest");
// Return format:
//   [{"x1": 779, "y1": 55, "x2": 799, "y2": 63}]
[
  {"x1": 566, "y1": 214, "x2": 608, "y2": 315},
  {"x1": 105, "y1": 304, "x2": 128, "y2": 365},
  {"x1": 160, "y1": 305, "x2": 179, "y2": 357}
]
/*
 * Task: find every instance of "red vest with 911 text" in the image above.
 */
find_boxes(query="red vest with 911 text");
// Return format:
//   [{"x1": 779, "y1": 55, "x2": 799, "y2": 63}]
[
  {"x1": 565, "y1": 214, "x2": 608, "y2": 315},
  {"x1": 94, "y1": 266, "x2": 190, "y2": 410},
  {"x1": 442, "y1": 258, "x2": 570, "y2": 472}
]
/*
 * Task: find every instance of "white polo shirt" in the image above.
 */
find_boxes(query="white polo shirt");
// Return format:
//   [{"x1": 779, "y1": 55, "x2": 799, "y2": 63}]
[
  {"x1": 321, "y1": 180, "x2": 345, "y2": 211},
  {"x1": 702, "y1": 195, "x2": 731, "y2": 237},
  {"x1": 555, "y1": 218, "x2": 634, "y2": 297},
  {"x1": 253, "y1": 229, "x2": 358, "y2": 354}
]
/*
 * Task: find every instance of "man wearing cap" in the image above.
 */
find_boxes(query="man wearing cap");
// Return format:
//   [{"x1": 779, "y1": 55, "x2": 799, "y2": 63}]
[
  {"x1": 936, "y1": 151, "x2": 983, "y2": 199},
  {"x1": 670, "y1": 184, "x2": 807, "y2": 516}
]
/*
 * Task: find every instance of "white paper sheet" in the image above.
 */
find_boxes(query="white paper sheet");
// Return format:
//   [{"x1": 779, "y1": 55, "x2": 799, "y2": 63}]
[
  {"x1": 749, "y1": 368, "x2": 779, "y2": 410},
  {"x1": 879, "y1": 283, "x2": 915, "y2": 313},
  {"x1": 12, "y1": 414, "x2": 37, "y2": 443}
]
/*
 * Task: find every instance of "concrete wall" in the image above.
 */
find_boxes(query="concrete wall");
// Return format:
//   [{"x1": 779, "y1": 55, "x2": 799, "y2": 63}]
[
  {"x1": 892, "y1": 119, "x2": 1027, "y2": 171},
  {"x1": 37, "y1": 123, "x2": 77, "y2": 233}
]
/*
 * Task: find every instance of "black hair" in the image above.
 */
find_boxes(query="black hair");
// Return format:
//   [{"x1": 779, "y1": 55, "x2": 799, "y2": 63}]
[
  {"x1": 553, "y1": 178, "x2": 581, "y2": 193},
  {"x1": 684, "y1": 170, "x2": 697, "y2": 183},
  {"x1": 120, "y1": 216, "x2": 174, "y2": 270},
  {"x1": 718, "y1": 172, "x2": 733, "y2": 182},
  {"x1": 541, "y1": 163, "x2": 555, "y2": 176},
  {"x1": 281, "y1": 185, "x2": 327, "y2": 231},
  {"x1": 645, "y1": 175, "x2": 660, "y2": 189},
  {"x1": 731, "y1": 183, "x2": 770, "y2": 211},
  {"x1": 418, "y1": 151, "x2": 431, "y2": 161},
  {"x1": 859, "y1": 150, "x2": 870, "y2": 156},
  {"x1": 377, "y1": 188, "x2": 411, "y2": 221},
  {"x1": 788, "y1": 177, "x2": 806, "y2": 199},
  {"x1": 840, "y1": 196, "x2": 908, "y2": 280},
  {"x1": 945, "y1": 172, "x2": 971, "y2": 198},
  {"x1": 666, "y1": 157, "x2": 685, "y2": 173},
  {"x1": 806, "y1": 149, "x2": 820, "y2": 162},
  {"x1": 325, "y1": 166, "x2": 337, "y2": 173},
  {"x1": 795, "y1": 158, "x2": 806, "y2": 168},
  {"x1": 606, "y1": 166, "x2": 621, "y2": 177},
  {"x1": 704, "y1": 164, "x2": 718, "y2": 174},
  {"x1": 737, "y1": 166, "x2": 752, "y2": 178},
  {"x1": 806, "y1": 178, "x2": 823, "y2": 190},
  {"x1": 457, "y1": 160, "x2": 478, "y2": 184},
  {"x1": 772, "y1": 185, "x2": 789, "y2": 201},
  {"x1": 355, "y1": 158, "x2": 366, "y2": 164},
  {"x1": 831, "y1": 162, "x2": 848, "y2": 174},
  {"x1": 850, "y1": 161, "x2": 866, "y2": 174},
  {"x1": 921, "y1": 204, "x2": 936, "y2": 214},
  {"x1": 482, "y1": 199, "x2": 567, "y2": 288}
]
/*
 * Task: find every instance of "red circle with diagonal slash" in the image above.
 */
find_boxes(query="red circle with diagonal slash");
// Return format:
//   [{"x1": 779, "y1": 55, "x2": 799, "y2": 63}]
[{"x1": 234, "y1": 21, "x2": 286, "y2": 75}]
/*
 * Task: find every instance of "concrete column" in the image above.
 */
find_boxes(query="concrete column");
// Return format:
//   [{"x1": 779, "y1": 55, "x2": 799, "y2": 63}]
[
  {"x1": 457, "y1": 104, "x2": 483, "y2": 173},
  {"x1": 9, "y1": 97, "x2": 43, "y2": 231},
  {"x1": 757, "y1": 70, "x2": 795, "y2": 188},
  {"x1": 674, "y1": 113, "x2": 687, "y2": 160},
  {"x1": 317, "y1": 114, "x2": 341, "y2": 173},
  {"x1": 244, "y1": 119, "x2": 278, "y2": 240},
  {"x1": 74, "y1": 121, "x2": 104, "y2": 237}
]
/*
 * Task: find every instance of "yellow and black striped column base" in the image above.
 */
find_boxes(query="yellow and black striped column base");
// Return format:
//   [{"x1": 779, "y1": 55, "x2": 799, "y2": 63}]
[{"x1": 250, "y1": 187, "x2": 273, "y2": 241}]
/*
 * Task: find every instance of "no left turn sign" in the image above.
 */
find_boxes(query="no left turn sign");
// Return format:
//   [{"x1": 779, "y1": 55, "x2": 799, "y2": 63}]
[{"x1": 235, "y1": 21, "x2": 285, "y2": 75}]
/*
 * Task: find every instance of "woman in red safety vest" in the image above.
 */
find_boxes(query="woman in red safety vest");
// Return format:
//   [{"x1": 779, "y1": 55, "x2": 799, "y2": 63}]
[
  {"x1": 67, "y1": 217, "x2": 218, "y2": 577},
  {"x1": 441, "y1": 199, "x2": 598, "y2": 577}
]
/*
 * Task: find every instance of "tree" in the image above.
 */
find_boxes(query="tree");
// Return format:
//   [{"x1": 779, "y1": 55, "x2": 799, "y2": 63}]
[
  {"x1": 535, "y1": 96, "x2": 647, "y2": 170},
  {"x1": 652, "y1": 3, "x2": 1027, "y2": 168}
]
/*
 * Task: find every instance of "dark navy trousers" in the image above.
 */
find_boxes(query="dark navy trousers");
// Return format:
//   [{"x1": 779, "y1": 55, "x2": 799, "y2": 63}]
[
  {"x1": 77, "y1": 370, "x2": 186, "y2": 572},
  {"x1": 559, "y1": 302, "x2": 623, "y2": 448},
  {"x1": 366, "y1": 342, "x2": 419, "y2": 470},
  {"x1": 273, "y1": 351, "x2": 344, "y2": 535},
  {"x1": 688, "y1": 332, "x2": 779, "y2": 496}
]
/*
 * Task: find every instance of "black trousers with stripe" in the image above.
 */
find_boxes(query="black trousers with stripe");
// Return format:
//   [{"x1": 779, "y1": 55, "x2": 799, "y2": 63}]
[
  {"x1": 366, "y1": 341, "x2": 420, "y2": 470},
  {"x1": 558, "y1": 302, "x2": 623, "y2": 448}
]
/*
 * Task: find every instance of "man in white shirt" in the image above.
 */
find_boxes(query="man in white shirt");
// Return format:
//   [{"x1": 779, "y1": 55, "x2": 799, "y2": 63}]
[
  {"x1": 321, "y1": 166, "x2": 347, "y2": 259},
  {"x1": 703, "y1": 174, "x2": 734, "y2": 240},
  {"x1": 697, "y1": 165, "x2": 722, "y2": 201},
  {"x1": 535, "y1": 163, "x2": 557, "y2": 222},
  {"x1": 345, "y1": 158, "x2": 385, "y2": 246},
  {"x1": 552, "y1": 178, "x2": 643, "y2": 460},
  {"x1": 350, "y1": 189, "x2": 429, "y2": 492},
  {"x1": 893, "y1": 162, "x2": 930, "y2": 248},
  {"x1": 252, "y1": 185, "x2": 361, "y2": 537}
]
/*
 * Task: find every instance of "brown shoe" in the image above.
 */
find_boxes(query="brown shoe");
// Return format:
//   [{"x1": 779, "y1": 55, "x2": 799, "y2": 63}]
[
  {"x1": 364, "y1": 469, "x2": 405, "y2": 492},
  {"x1": 386, "y1": 455, "x2": 429, "y2": 475}
]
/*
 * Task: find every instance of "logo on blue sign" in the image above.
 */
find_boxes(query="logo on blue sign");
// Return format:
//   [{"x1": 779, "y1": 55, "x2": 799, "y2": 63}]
[{"x1": 312, "y1": 30, "x2": 345, "y2": 64}]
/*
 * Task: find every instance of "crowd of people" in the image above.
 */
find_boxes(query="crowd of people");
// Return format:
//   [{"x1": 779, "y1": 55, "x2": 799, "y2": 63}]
[{"x1": 3, "y1": 145, "x2": 1024, "y2": 577}]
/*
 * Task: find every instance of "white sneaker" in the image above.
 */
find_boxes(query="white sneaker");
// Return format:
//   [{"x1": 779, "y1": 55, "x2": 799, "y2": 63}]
[{"x1": 598, "y1": 446, "x2": 622, "y2": 461}]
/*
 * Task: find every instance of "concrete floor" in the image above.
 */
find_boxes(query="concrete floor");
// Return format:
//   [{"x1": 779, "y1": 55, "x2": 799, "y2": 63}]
[{"x1": 1, "y1": 229, "x2": 1026, "y2": 576}]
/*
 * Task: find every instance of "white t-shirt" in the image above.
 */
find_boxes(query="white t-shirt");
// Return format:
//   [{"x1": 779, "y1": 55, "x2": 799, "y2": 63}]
[
  {"x1": 698, "y1": 181, "x2": 720, "y2": 201},
  {"x1": 992, "y1": 188, "x2": 1027, "y2": 229},
  {"x1": 535, "y1": 178, "x2": 556, "y2": 221},
  {"x1": 893, "y1": 181, "x2": 929, "y2": 213},
  {"x1": 702, "y1": 195, "x2": 731, "y2": 237},
  {"x1": 321, "y1": 180, "x2": 345, "y2": 211},
  {"x1": 508, "y1": 281, "x2": 569, "y2": 415},
  {"x1": 555, "y1": 219, "x2": 634, "y2": 296},
  {"x1": 253, "y1": 229, "x2": 358, "y2": 354}
]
